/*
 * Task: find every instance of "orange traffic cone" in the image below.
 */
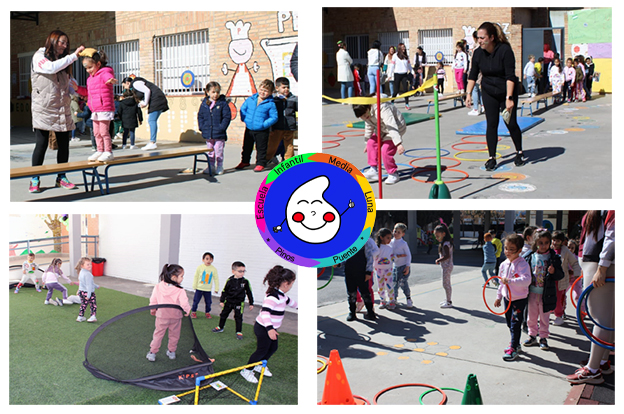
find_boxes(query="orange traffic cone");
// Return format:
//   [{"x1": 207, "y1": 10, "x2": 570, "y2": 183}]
[{"x1": 319, "y1": 349, "x2": 367, "y2": 405}]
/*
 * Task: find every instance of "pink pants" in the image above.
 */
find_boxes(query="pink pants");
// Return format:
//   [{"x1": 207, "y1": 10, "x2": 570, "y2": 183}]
[
  {"x1": 206, "y1": 139, "x2": 225, "y2": 168},
  {"x1": 150, "y1": 317, "x2": 182, "y2": 354},
  {"x1": 92, "y1": 120, "x2": 112, "y2": 152},
  {"x1": 454, "y1": 69, "x2": 465, "y2": 91},
  {"x1": 366, "y1": 138, "x2": 398, "y2": 174},
  {"x1": 527, "y1": 292, "x2": 550, "y2": 339}
]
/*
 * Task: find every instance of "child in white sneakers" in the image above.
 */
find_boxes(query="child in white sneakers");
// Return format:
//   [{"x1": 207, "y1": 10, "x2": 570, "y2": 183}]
[
  {"x1": 42, "y1": 258, "x2": 77, "y2": 306},
  {"x1": 391, "y1": 223, "x2": 412, "y2": 307},
  {"x1": 353, "y1": 100, "x2": 406, "y2": 185},
  {"x1": 76, "y1": 257, "x2": 99, "y2": 322},
  {"x1": 15, "y1": 252, "x2": 42, "y2": 293}
]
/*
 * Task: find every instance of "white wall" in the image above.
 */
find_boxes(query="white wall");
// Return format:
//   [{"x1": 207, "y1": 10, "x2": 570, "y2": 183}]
[
  {"x1": 178, "y1": 214, "x2": 298, "y2": 308},
  {"x1": 97, "y1": 214, "x2": 298, "y2": 310}
]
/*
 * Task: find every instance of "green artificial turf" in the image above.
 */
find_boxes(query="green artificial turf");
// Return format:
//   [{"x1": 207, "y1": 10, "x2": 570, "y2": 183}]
[{"x1": 9, "y1": 285, "x2": 297, "y2": 405}]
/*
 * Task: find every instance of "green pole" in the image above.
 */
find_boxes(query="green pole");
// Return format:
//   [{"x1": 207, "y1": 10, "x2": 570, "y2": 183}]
[{"x1": 429, "y1": 74, "x2": 451, "y2": 199}]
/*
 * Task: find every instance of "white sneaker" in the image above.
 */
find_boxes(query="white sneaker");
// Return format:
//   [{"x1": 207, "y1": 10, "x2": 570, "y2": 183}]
[
  {"x1": 166, "y1": 350, "x2": 176, "y2": 360},
  {"x1": 479, "y1": 106, "x2": 485, "y2": 114},
  {"x1": 216, "y1": 165, "x2": 224, "y2": 175},
  {"x1": 142, "y1": 142, "x2": 157, "y2": 150},
  {"x1": 254, "y1": 364, "x2": 272, "y2": 377},
  {"x1": 146, "y1": 352, "x2": 156, "y2": 362},
  {"x1": 440, "y1": 301, "x2": 453, "y2": 308},
  {"x1": 97, "y1": 152, "x2": 114, "y2": 162},
  {"x1": 468, "y1": 109, "x2": 479, "y2": 116},
  {"x1": 44, "y1": 299, "x2": 58, "y2": 306},
  {"x1": 87, "y1": 315, "x2": 97, "y2": 323},
  {"x1": 385, "y1": 173, "x2": 400, "y2": 185},
  {"x1": 552, "y1": 316, "x2": 564, "y2": 326},
  {"x1": 406, "y1": 299, "x2": 413, "y2": 308},
  {"x1": 88, "y1": 152, "x2": 103, "y2": 161},
  {"x1": 240, "y1": 369, "x2": 258, "y2": 383},
  {"x1": 55, "y1": 297, "x2": 63, "y2": 306},
  {"x1": 76, "y1": 316, "x2": 87, "y2": 322},
  {"x1": 362, "y1": 166, "x2": 378, "y2": 180},
  {"x1": 129, "y1": 145, "x2": 138, "y2": 149}
]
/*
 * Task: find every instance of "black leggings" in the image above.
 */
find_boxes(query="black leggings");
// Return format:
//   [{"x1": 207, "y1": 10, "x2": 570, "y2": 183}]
[
  {"x1": 393, "y1": 72, "x2": 411, "y2": 105},
  {"x1": 31, "y1": 129, "x2": 70, "y2": 179},
  {"x1": 247, "y1": 322, "x2": 278, "y2": 365},
  {"x1": 481, "y1": 89, "x2": 522, "y2": 158}
]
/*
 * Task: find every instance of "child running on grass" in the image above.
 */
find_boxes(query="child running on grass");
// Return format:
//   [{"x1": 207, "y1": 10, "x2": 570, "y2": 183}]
[
  {"x1": 75, "y1": 257, "x2": 98, "y2": 322},
  {"x1": 435, "y1": 221, "x2": 454, "y2": 308},
  {"x1": 240, "y1": 265, "x2": 297, "y2": 384},
  {"x1": 191, "y1": 252, "x2": 219, "y2": 319},
  {"x1": 375, "y1": 228, "x2": 396, "y2": 309},
  {"x1": 212, "y1": 261, "x2": 254, "y2": 339},
  {"x1": 15, "y1": 252, "x2": 42, "y2": 293},
  {"x1": 522, "y1": 230, "x2": 564, "y2": 351},
  {"x1": 43, "y1": 258, "x2": 77, "y2": 306},
  {"x1": 147, "y1": 264, "x2": 191, "y2": 362},
  {"x1": 494, "y1": 234, "x2": 532, "y2": 361}
]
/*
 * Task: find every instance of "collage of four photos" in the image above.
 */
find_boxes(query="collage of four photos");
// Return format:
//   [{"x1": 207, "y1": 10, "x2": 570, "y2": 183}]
[{"x1": 8, "y1": 6, "x2": 616, "y2": 407}]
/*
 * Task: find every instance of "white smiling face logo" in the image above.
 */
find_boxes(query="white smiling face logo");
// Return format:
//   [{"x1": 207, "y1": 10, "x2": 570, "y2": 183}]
[{"x1": 284, "y1": 176, "x2": 341, "y2": 244}]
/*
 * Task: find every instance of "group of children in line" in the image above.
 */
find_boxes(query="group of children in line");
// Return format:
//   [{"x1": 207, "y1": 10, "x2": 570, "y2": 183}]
[
  {"x1": 484, "y1": 226, "x2": 583, "y2": 361},
  {"x1": 524, "y1": 53, "x2": 595, "y2": 103},
  {"x1": 15, "y1": 253, "x2": 99, "y2": 322},
  {"x1": 15, "y1": 252, "x2": 297, "y2": 385},
  {"x1": 68, "y1": 48, "x2": 297, "y2": 174}
]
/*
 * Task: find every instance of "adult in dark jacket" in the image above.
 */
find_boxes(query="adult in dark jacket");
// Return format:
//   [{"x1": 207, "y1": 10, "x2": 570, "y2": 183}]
[
  {"x1": 117, "y1": 90, "x2": 143, "y2": 149},
  {"x1": 466, "y1": 22, "x2": 525, "y2": 171},
  {"x1": 121, "y1": 76, "x2": 168, "y2": 150},
  {"x1": 197, "y1": 82, "x2": 232, "y2": 175}
]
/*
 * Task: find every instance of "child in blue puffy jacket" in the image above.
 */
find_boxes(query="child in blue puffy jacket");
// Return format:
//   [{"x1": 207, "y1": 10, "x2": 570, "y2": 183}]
[
  {"x1": 235, "y1": 79, "x2": 278, "y2": 173},
  {"x1": 198, "y1": 82, "x2": 232, "y2": 175}
]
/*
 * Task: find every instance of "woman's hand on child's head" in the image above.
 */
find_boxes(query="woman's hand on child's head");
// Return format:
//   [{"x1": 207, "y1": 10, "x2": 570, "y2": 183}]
[{"x1": 75, "y1": 45, "x2": 85, "y2": 56}]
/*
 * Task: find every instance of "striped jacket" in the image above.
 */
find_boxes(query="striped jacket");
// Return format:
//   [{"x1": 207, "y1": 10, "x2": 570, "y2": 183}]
[{"x1": 256, "y1": 288, "x2": 298, "y2": 330}]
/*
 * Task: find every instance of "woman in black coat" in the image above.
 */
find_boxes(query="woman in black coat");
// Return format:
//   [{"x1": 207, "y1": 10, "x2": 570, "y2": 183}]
[{"x1": 466, "y1": 22, "x2": 525, "y2": 171}]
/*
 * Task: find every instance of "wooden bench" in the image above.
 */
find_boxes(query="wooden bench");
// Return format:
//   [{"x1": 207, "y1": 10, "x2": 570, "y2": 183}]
[
  {"x1": 520, "y1": 91, "x2": 562, "y2": 116},
  {"x1": 427, "y1": 92, "x2": 466, "y2": 114},
  {"x1": 11, "y1": 147, "x2": 212, "y2": 195}
]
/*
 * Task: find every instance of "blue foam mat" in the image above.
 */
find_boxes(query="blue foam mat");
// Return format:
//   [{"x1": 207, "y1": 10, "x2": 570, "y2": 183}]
[{"x1": 456, "y1": 116, "x2": 545, "y2": 135}]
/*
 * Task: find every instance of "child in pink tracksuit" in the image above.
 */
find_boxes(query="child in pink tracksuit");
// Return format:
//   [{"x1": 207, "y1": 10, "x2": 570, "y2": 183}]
[
  {"x1": 80, "y1": 49, "x2": 116, "y2": 162},
  {"x1": 494, "y1": 234, "x2": 532, "y2": 361},
  {"x1": 352, "y1": 101, "x2": 406, "y2": 185},
  {"x1": 147, "y1": 264, "x2": 192, "y2": 362}
]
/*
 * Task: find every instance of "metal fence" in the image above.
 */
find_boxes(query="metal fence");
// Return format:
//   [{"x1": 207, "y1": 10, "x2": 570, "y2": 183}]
[{"x1": 9, "y1": 235, "x2": 99, "y2": 258}]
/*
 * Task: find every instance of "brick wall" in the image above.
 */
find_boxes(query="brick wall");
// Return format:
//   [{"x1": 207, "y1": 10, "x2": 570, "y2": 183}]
[{"x1": 10, "y1": 11, "x2": 298, "y2": 144}]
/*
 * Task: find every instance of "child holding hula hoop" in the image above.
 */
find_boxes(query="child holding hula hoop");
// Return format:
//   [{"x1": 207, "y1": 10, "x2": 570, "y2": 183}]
[{"x1": 493, "y1": 234, "x2": 531, "y2": 361}]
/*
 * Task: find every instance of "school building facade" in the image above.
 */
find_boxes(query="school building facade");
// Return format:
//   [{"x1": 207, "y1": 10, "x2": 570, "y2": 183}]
[
  {"x1": 322, "y1": 7, "x2": 611, "y2": 94},
  {"x1": 10, "y1": 11, "x2": 299, "y2": 144}
]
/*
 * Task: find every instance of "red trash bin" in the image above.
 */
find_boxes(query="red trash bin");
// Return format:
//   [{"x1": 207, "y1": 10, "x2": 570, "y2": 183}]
[{"x1": 91, "y1": 258, "x2": 106, "y2": 276}]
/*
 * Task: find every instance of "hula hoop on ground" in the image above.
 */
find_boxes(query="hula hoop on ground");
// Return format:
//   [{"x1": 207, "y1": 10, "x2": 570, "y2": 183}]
[
  {"x1": 576, "y1": 278, "x2": 615, "y2": 350},
  {"x1": 317, "y1": 355, "x2": 328, "y2": 374},
  {"x1": 411, "y1": 168, "x2": 469, "y2": 184},
  {"x1": 322, "y1": 141, "x2": 341, "y2": 150},
  {"x1": 373, "y1": 383, "x2": 447, "y2": 405},
  {"x1": 483, "y1": 276, "x2": 511, "y2": 315},
  {"x1": 460, "y1": 135, "x2": 501, "y2": 145},
  {"x1": 454, "y1": 150, "x2": 501, "y2": 162},
  {"x1": 322, "y1": 134, "x2": 346, "y2": 142},
  {"x1": 419, "y1": 387, "x2": 464, "y2": 405},
  {"x1": 337, "y1": 130, "x2": 365, "y2": 137},
  {"x1": 451, "y1": 142, "x2": 510, "y2": 152},
  {"x1": 408, "y1": 156, "x2": 461, "y2": 170},
  {"x1": 404, "y1": 148, "x2": 450, "y2": 159},
  {"x1": 317, "y1": 267, "x2": 334, "y2": 290}
]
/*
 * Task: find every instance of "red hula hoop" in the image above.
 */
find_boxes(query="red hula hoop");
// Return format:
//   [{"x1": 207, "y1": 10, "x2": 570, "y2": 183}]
[
  {"x1": 483, "y1": 276, "x2": 511, "y2": 315},
  {"x1": 373, "y1": 383, "x2": 447, "y2": 405},
  {"x1": 569, "y1": 274, "x2": 585, "y2": 314},
  {"x1": 411, "y1": 168, "x2": 469, "y2": 184}
]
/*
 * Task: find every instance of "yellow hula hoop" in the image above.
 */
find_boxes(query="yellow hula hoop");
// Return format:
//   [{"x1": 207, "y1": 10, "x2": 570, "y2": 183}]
[
  {"x1": 454, "y1": 150, "x2": 501, "y2": 162},
  {"x1": 317, "y1": 358, "x2": 328, "y2": 374}
]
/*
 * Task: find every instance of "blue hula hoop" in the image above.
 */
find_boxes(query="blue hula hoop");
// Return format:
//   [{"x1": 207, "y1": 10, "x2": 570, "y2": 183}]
[
  {"x1": 576, "y1": 278, "x2": 615, "y2": 350},
  {"x1": 404, "y1": 148, "x2": 450, "y2": 159}
]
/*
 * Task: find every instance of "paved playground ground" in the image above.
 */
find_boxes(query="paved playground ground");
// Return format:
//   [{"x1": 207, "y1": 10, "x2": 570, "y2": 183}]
[
  {"x1": 321, "y1": 92, "x2": 612, "y2": 199},
  {"x1": 317, "y1": 244, "x2": 615, "y2": 405}
]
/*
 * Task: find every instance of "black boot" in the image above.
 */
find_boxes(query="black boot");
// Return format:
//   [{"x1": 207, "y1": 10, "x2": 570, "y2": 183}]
[{"x1": 363, "y1": 297, "x2": 377, "y2": 321}]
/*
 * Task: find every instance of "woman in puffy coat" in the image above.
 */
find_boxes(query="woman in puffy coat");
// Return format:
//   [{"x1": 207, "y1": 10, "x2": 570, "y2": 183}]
[{"x1": 29, "y1": 30, "x2": 85, "y2": 193}]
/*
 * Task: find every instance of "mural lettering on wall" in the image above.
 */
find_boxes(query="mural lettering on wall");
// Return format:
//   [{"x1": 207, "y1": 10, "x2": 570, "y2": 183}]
[
  {"x1": 277, "y1": 11, "x2": 298, "y2": 33},
  {"x1": 462, "y1": 23, "x2": 511, "y2": 49}
]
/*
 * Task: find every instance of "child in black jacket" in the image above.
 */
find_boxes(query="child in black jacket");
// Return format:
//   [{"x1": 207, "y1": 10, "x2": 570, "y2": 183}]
[
  {"x1": 266, "y1": 77, "x2": 297, "y2": 162},
  {"x1": 117, "y1": 89, "x2": 143, "y2": 149},
  {"x1": 212, "y1": 261, "x2": 254, "y2": 339},
  {"x1": 522, "y1": 230, "x2": 564, "y2": 351}
]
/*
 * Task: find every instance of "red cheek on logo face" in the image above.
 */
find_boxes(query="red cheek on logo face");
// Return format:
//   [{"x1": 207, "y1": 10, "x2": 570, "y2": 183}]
[
  {"x1": 323, "y1": 212, "x2": 336, "y2": 222},
  {"x1": 292, "y1": 212, "x2": 304, "y2": 222}
]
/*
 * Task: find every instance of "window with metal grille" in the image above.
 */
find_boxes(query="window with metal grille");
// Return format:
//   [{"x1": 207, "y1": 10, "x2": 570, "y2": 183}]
[
  {"x1": 418, "y1": 28, "x2": 453, "y2": 65},
  {"x1": 17, "y1": 52, "x2": 34, "y2": 97},
  {"x1": 345, "y1": 34, "x2": 369, "y2": 64},
  {"x1": 322, "y1": 33, "x2": 336, "y2": 68},
  {"x1": 70, "y1": 40, "x2": 140, "y2": 96},
  {"x1": 378, "y1": 31, "x2": 410, "y2": 61},
  {"x1": 153, "y1": 29, "x2": 209, "y2": 95}
]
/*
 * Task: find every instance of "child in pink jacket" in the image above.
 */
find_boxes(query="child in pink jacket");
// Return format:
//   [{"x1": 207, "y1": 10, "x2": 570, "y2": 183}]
[
  {"x1": 494, "y1": 234, "x2": 532, "y2": 361},
  {"x1": 80, "y1": 49, "x2": 116, "y2": 162},
  {"x1": 147, "y1": 264, "x2": 192, "y2": 362}
]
